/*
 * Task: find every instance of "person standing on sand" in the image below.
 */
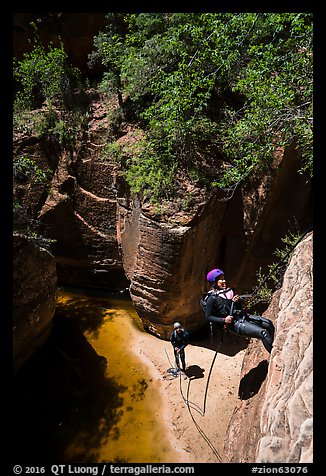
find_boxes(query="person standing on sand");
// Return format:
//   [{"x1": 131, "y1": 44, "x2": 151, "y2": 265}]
[{"x1": 170, "y1": 322, "x2": 189, "y2": 374}]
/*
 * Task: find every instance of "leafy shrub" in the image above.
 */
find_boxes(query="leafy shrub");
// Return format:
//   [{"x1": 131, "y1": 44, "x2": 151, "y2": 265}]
[
  {"x1": 13, "y1": 24, "x2": 81, "y2": 111},
  {"x1": 13, "y1": 156, "x2": 52, "y2": 184}
]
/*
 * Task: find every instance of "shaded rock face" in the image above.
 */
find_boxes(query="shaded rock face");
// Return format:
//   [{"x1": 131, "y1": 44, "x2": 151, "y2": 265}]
[
  {"x1": 235, "y1": 147, "x2": 312, "y2": 293},
  {"x1": 13, "y1": 93, "x2": 130, "y2": 293},
  {"x1": 223, "y1": 232, "x2": 313, "y2": 463},
  {"x1": 13, "y1": 235, "x2": 57, "y2": 373},
  {"x1": 13, "y1": 135, "x2": 60, "y2": 221}
]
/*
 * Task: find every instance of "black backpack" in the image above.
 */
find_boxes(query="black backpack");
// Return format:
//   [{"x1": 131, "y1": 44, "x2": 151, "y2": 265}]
[
  {"x1": 200, "y1": 291, "x2": 210, "y2": 314},
  {"x1": 200, "y1": 289, "x2": 225, "y2": 315}
]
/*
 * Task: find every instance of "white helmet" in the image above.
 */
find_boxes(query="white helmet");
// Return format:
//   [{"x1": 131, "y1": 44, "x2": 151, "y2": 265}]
[{"x1": 174, "y1": 322, "x2": 181, "y2": 329}]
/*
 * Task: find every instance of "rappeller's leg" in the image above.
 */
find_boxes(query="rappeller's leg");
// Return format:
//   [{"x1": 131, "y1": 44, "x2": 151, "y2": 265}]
[
  {"x1": 230, "y1": 319, "x2": 274, "y2": 353},
  {"x1": 174, "y1": 349, "x2": 181, "y2": 370},
  {"x1": 247, "y1": 314, "x2": 275, "y2": 341}
]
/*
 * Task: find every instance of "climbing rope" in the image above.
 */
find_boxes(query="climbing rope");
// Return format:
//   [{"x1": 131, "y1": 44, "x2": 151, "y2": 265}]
[
  {"x1": 184, "y1": 371, "x2": 223, "y2": 463},
  {"x1": 164, "y1": 330, "x2": 225, "y2": 462}
]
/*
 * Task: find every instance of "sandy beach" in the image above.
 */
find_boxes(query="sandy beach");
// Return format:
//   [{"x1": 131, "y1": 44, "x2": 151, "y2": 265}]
[{"x1": 130, "y1": 323, "x2": 248, "y2": 464}]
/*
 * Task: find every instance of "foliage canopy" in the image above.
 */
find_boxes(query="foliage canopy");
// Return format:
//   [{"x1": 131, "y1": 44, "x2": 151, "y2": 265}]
[
  {"x1": 13, "y1": 14, "x2": 313, "y2": 203},
  {"x1": 93, "y1": 12, "x2": 313, "y2": 200}
]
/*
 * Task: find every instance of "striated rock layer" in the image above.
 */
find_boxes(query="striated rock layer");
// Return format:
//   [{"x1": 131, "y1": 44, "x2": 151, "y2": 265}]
[
  {"x1": 224, "y1": 231, "x2": 313, "y2": 463},
  {"x1": 39, "y1": 147, "x2": 129, "y2": 292},
  {"x1": 117, "y1": 194, "x2": 227, "y2": 338}
]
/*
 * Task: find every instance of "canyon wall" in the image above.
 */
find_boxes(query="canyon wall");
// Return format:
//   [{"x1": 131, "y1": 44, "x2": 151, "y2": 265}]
[
  {"x1": 14, "y1": 92, "x2": 312, "y2": 339},
  {"x1": 223, "y1": 231, "x2": 313, "y2": 463}
]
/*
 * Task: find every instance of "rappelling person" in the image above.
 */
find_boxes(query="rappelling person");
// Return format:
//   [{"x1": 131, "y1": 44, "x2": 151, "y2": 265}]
[
  {"x1": 170, "y1": 322, "x2": 189, "y2": 375},
  {"x1": 203, "y1": 268, "x2": 275, "y2": 353}
]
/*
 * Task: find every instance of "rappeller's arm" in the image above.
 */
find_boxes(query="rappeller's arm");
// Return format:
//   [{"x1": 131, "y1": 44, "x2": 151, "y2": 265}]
[
  {"x1": 170, "y1": 331, "x2": 184, "y2": 353},
  {"x1": 210, "y1": 293, "x2": 243, "y2": 327},
  {"x1": 177, "y1": 331, "x2": 189, "y2": 352},
  {"x1": 224, "y1": 294, "x2": 246, "y2": 326},
  {"x1": 223, "y1": 295, "x2": 239, "y2": 326}
]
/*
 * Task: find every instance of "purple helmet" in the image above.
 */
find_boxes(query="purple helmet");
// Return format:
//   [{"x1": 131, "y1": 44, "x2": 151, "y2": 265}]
[{"x1": 207, "y1": 268, "x2": 224, "y2": 283}]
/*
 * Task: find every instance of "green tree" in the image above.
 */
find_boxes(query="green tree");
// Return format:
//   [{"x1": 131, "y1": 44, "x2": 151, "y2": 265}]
[
  {"x1": 90, "y1": 13, "x2": 132, "y2": 115},
  {"x1": 215, "y1": 13, "x2": 313, "y2": 193},
  {"x1": 92, "y1": 13, "x2": 314, "y2": 201}
]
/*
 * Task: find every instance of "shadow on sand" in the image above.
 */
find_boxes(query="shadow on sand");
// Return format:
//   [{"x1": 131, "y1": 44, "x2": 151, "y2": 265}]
[
  {"x1": 185, "y1": 364, "x2": 205, "y2": 380},
  {"x1": 189, "y1": 322, "x2": 249, "y2": 356},
  {"x1": 189, "y1": 323, "x2": 269, "y2": 400}
]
